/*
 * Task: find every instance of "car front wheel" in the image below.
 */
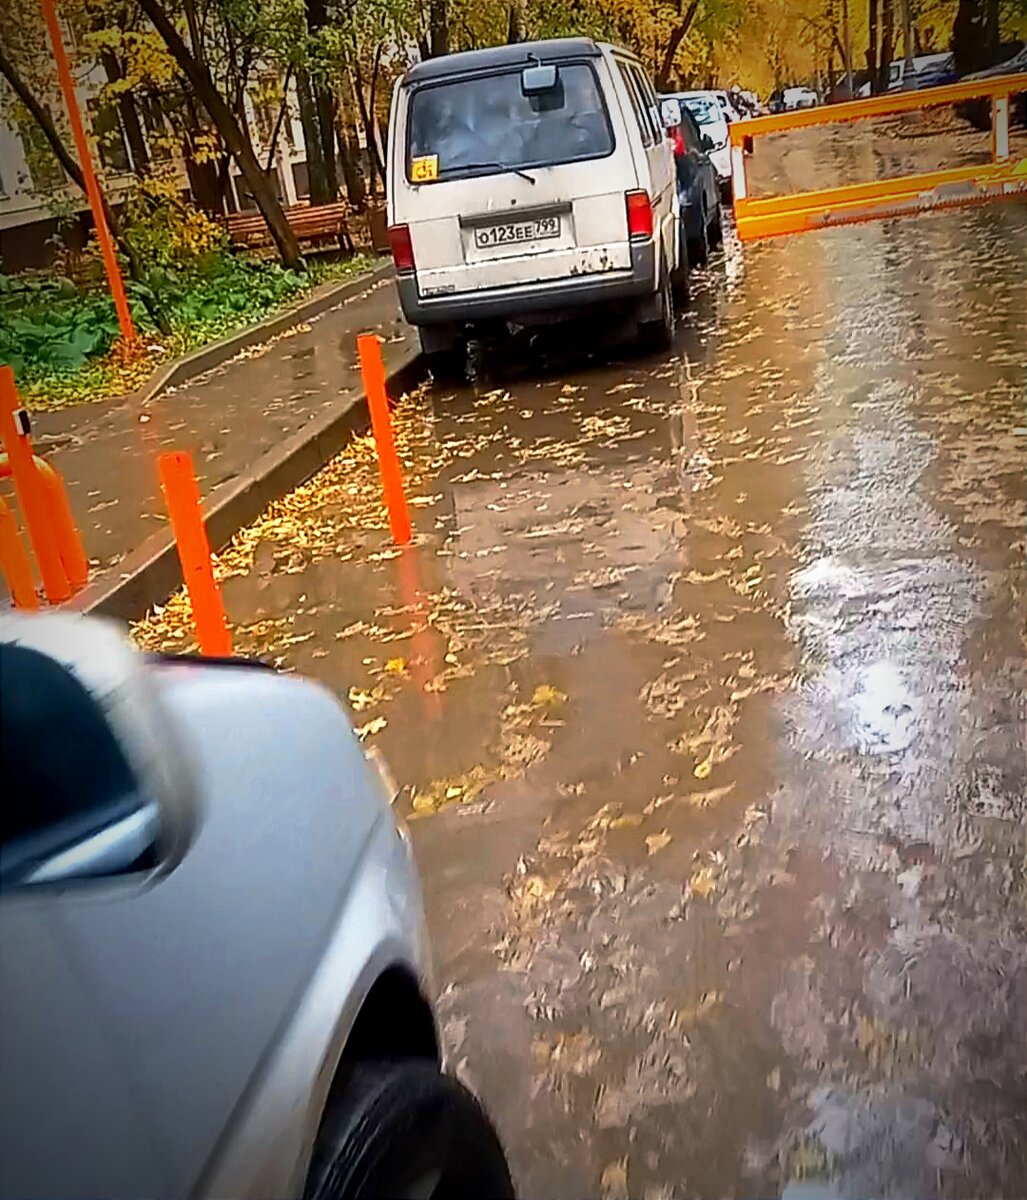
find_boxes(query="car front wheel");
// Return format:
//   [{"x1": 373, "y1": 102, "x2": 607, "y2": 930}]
[{"x1": 304, "y1": 1061, "x2": 514, "y2": 1200}]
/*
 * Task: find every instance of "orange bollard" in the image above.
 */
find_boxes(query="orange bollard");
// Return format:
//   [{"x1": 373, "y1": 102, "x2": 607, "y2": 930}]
[
  {"x1": 0, "y1": 453, "x2": 90, "y2": 594},
  {"x1": 33, "y1": 458, "x2": 90, "y2": 591},
  {"x1": 0, "y1": 496, "x2": 39, "y2": 609},
  {"x1": 357, "y1": 333, "x2": 412, "y2": 546},
  {"x1": 0, "y1": 366, "x2": 71, "y2": 603},
  {"x1": 157, "y1": 451, "x2": 233, "y2": 657}
]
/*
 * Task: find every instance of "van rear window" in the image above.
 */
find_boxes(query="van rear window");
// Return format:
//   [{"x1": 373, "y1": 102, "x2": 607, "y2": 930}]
[{"x1": 406, "y1": 63, "x2": 614, "y2": 182}]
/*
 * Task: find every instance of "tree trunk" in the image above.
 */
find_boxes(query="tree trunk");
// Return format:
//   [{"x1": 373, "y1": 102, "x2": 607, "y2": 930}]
[
  {"x1": 335, "y1": 78, "x2": 367, "y2": 211},
  {"x1": 100, "y1": 51, "x2": 150, "y2": 175},
  {"x1": 429, "y1": 0, "x2": 448, "y2": 57},
  {"x1": 952, "y1": 0, "x2": 988, "y2": 75},
  {"x1": 295, "y1": 67, "x2": 332, "y2": 204},
  {"x1": 507, "y1": 0, "x2": 522, "y2": 43},
  {"x1": 878, "y1": 0, "x2": 894, "y2": 92},
  {"x1": 984, "y1": 0, "x2": 999, "y2": 53},
  {"x1": 336, "y1": 127, "x2": 366, "y2": 211},
  {"x1": 136, "y1": 0, "x2": 300, "y2": 267},
  {"x1": 866, "y1": 0, "x2": 879, "y2": 90},
  {"x1": 656, "y1": 0, "x2": 702, "y2": 92},
  {"x1": 315, "y1": 85, "x2": 340, "y2": 198}
]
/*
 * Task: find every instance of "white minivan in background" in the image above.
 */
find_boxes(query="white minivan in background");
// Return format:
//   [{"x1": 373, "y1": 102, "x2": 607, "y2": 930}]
[{"x1": 386, "y1": 38, "x2": 686, "y2": 374}]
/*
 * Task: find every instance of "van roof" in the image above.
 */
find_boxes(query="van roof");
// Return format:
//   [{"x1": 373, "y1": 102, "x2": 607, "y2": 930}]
[{"x1": 403, "y1": 38, "x2": 604, "y2": 85}]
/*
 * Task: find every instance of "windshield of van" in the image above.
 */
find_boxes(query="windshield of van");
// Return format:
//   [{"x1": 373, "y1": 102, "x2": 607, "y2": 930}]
[
  {"x1": 407, "y1": 62, "x2": 614, "y2": 182},
  {"x1": 680, "y1": 95, "x2": 722, "y2": 126}
]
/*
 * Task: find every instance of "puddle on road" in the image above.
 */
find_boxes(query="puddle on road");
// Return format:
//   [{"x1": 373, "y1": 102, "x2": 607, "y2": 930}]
[{"x1": 134, "y1": 199, "x2": 1026, "y2": 1197}]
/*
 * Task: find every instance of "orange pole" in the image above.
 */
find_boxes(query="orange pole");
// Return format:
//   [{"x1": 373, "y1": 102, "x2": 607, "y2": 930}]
[
  {"x1": 0, "y1": 497, "x2": 40, "y2": 610},
  {"x1": 0, "y1": 366, "x2": 71, "y2": 602},
  {"x1": 33, "y1": 458, "x2": 90, "y2": 591},
  {"x1": 39, "y1": 0, "x2": 135, "y2": 343},
  {"x1": 357, "y1": 333, "x2": 412, "y2": 546},
  {"x1": 157, "y1": 451, "x2": 232, "y2": 657},
  {"x1": 0, "y1": 454, "x2": 89, "y2": 594}
]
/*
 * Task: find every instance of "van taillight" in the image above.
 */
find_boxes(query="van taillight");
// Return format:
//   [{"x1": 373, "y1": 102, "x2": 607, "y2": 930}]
[
  {"x1": 389, "y1": 224, "x2": 415, "y2": 273},
  {"x1": 625, "y1": 191, "x2": 653, "y2": 240}
]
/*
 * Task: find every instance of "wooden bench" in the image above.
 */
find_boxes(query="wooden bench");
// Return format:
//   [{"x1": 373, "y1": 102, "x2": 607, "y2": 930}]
[{"x1": 224, "y1": 201, "x2": 355, "y2": 255}]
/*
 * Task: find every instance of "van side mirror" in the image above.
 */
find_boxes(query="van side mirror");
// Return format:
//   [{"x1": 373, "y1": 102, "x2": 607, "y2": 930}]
[
  {"x1": 660, "y1": 98, "x2": 682, "y2": 129},
  {"x1": 701, "y1": 134, "x2": 714, "y2": 152},
  {"x1": 521, "y1": 63, "x2": 558, "y2": 95}
]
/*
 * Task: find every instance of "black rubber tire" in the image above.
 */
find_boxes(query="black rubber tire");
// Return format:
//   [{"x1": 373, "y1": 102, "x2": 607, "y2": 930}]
[
  {"x1": 670, "y1": 224, "x2": 690, "y2": 304},
  {"x1": 637, "y1": 258, "x2": 675, "y2": 353},
  {"x1": 424, "y1": 346, "x2": 466, "y2": 384},
  {"x1": 708, "y1": 197, "x2": 724, "y2": 248},
  {"x1": 305, "y1": 1061, "x2": 515, "y2": 1200},
  {"x1": 687, "y1": 201, "x2": 709, "y2": 268}
]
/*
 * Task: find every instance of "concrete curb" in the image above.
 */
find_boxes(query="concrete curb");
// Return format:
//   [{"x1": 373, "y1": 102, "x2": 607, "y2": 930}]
[
  {"x1": 134, "y1": 260, "x2": 394, "y2": 406},
  {"x1": 75, "y1": 346, "x2": 423, "y2": 623}
]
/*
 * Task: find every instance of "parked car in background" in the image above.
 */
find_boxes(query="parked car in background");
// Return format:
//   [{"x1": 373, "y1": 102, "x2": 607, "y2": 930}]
[
  {"x1": 887, "y1": 53, "x2": 958, "y2": 90},
  {"x1": 665, "y1": 101, "x2": 723, "y2": 267},
  {"x1": 783, "y1": 86, "x2": 820, "y2": 109},
  {"x1": 0, "y1": 614, "x2": 514, "y2": 1200},
  {"x1": 956, "y1": 43, "x2": 1027, "y2": 130},
  {"x1": 387, "y1": 37, "x2": 686, "y2": 369},
  {"x1": 712, "y1": 88, "x2": 743, "y2": 122},
  {"x1": 672, "y1": 90, "x2": 735, "y2": 201}
]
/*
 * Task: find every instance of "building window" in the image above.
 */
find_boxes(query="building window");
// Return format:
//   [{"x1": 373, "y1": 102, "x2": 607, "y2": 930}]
[
  {"x1": 16, "y1": 114, "x2": 65, "y2": 193},
  {"x1": 87, "y1": 100, "x2": 131, "y2": 174}
]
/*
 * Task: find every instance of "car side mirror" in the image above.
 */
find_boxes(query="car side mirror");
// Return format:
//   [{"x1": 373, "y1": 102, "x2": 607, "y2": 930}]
[
  {"x1": 521, "y1": 62, "x2": 558, "y2": 95},
  {"x1": 660, "y1": 97, "x2": 682, "y2": 129},
  {"x1": 0, "y1": 614, "x2": 196, "y2": 888},
  {"x1": 701, "y1": 134, "x2": 714, "y2": 151}
]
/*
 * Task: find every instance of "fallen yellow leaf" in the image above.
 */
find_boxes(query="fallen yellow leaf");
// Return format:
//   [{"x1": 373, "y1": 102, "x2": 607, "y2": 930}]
[
  {"x1": 355, "y1": 716, "x2": 387, "y2": 740},
  {"x1": 384, "y1": 657, "x2": 407, "y2": 675},
  {"x1": 646, "y1": 831, "x2": 672, "y2": 854},
  {"x1": 690, "y1": 867, "x2": 717, "y2": 898},
  {"x1": 532, "y1": 684, "x2": 567, "y2": 708},
  {"x1": 693, "y1": 758, "x2": 713, "y2": 779},
  {"x1": 609, "y1": 813, "x2": 645, "y2": 829}
]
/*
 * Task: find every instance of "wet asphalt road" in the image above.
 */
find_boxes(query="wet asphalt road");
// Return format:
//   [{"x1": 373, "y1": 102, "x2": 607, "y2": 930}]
[{"x1": 136, "y1": 176, "x2": 1027, "y2": 1194}]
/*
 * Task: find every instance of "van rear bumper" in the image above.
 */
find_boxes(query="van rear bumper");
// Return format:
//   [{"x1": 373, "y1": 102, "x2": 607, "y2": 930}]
[{"x1": 397, "y1": 241, "x2": 656, "y2": 326}]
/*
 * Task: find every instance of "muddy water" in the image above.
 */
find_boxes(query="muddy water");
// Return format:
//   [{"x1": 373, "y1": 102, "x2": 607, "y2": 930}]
[{"x1": 135, "y1": 193, "x2": 1026, "y2": 1196}]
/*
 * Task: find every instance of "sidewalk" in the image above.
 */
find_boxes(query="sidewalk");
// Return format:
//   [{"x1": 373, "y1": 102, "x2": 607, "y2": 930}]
[{"x1": 20, "y1": 268, "x2": 418, "y2": 617}]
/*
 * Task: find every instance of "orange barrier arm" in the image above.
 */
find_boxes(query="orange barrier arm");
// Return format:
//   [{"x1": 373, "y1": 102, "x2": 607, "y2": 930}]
[
  {"x1": 357, "y1": 333, "x2": 413, "y2": 547},
  {"x1": 0, "y1": 496, "x2": 39, "y2": 610},
  {"x1": 0, "y1": 366, "x2": 71, "y2": 602},
  {"x1": 730, "y1": 73, "x2": 1027, "y2": 240},
  {"x1": 157, "y1": 451, "x2": 233, "y2": 657}
]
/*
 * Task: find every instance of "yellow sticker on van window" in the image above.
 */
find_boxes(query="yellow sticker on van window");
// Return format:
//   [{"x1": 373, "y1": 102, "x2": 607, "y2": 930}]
[{"x1": 410, "y1": 155, "x2": 439, "y2": 183}]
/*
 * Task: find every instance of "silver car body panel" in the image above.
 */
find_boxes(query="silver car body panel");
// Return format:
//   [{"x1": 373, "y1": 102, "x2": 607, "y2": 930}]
[{"x1": 0, "y1": 656, "x2": 431, "y2": 1200}]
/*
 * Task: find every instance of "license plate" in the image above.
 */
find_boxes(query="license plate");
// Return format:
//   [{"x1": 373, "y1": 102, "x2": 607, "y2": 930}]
[{"x1": 474, "y1": 216, "x2": 560, "y2": 249}]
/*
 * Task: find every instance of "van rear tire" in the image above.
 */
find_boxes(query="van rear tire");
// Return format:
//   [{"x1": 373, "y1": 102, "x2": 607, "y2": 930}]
[
  {"x1": 637, "y1": 258, "x2": 675, "y2": 353},
  {"x1": 418, "y1": 328, "x2": 466, "y2": 384}
]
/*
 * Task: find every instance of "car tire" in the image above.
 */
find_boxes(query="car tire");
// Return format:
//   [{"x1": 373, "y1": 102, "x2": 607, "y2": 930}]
[
  {"x1": 708, "y1": 197, "x2": 724, "y2": 248},
  {"x1": 670, "y1": 224, "x2": 690, "y2": 304},
  {"x1": 637, "y1": 257, "x2": 675, "y2": 353},
  {"x1": 424, "y1": 346, "x2": 467, "y2": 384},
  {"x1": 687, "y1": 202, "x2": 709, "y2": 268},
  {"x1": 305, "y1": 1061, "x2": 514, "y2": 1200}
]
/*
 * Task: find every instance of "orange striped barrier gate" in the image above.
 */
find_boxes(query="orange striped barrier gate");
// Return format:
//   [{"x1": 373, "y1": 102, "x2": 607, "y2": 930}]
[
  {"x1": 730, "y1": 73, "x2": 1027, "y2": 241},
  {"x1": 0, "y1": 364, "x2": 90, "y2": 606}
]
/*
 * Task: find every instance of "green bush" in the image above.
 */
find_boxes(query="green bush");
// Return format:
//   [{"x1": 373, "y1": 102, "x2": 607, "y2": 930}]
[{"x1": 0, "y1": 250, "x2": 378, "y2": 409}]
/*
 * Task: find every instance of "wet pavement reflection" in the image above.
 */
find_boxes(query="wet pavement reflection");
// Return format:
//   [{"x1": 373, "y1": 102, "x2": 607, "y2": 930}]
[{"x1": 135, "y1": 187, "x2": 1026, "y2": 1196}]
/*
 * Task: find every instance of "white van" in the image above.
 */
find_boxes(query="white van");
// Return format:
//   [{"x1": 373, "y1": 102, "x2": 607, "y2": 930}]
[{"x1": 386, "y1": 38, "x2": 685, "y2": 373}]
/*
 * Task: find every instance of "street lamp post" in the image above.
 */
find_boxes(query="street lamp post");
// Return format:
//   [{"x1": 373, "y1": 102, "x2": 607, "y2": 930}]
[{"x1": 39, "y1": 0, "x2": 135, "y2": 343}]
